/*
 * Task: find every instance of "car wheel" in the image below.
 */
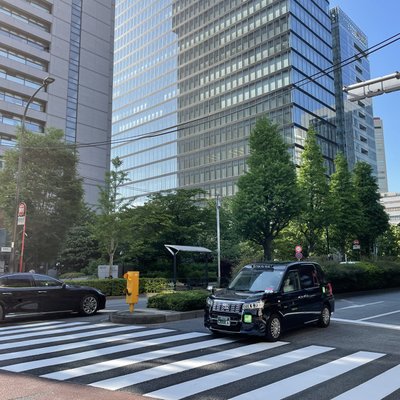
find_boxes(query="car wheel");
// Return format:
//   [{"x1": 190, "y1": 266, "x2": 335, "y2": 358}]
[
  {"x1": 265, "y1": 314, "x2": 281, "y2": 341},
  {"x1": 79, "y1": 295, "x2": 99, "y2": 316},
  {"x1": 318, "y1": 305, "x2": 331, "y2": 328}
]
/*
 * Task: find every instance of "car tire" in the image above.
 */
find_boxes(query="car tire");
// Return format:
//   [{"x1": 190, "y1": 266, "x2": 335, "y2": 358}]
[
  {"x1": 79, "y1": 295, "x2": 99, "y2": 316},
  {"x1": 265, "y1": 314, "x2": 281, "y2": 341},
  {"x1": 318, "y1": 305, "x2": 331, "y2": 328}
]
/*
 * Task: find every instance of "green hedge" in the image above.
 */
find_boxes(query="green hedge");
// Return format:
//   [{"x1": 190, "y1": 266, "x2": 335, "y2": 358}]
[
  {"x1": 147, "y1": 290, "x2": 209, "y2": 311},
  {"x1": 64, "y1": 277, "x2": 169, "y2": 296},
  {"x1": 322, "y1": 261, "x2": 400, "y2": 293}
]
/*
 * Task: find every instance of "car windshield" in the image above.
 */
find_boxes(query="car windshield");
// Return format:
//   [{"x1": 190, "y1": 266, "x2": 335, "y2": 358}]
[{"x1": 228, "y1": 268, "x2": 283, "y2": 292}]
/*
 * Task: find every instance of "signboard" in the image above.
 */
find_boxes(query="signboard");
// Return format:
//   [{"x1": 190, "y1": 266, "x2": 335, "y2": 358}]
[
  {"x1": 1, "y1": 247, "x2": 11, "y2": 253},
  {"x1": 353, "y1": 239, "x2": 360, "y2": 250},
  {"x1": 295, "y1": 245, "x2": 302, "y2": 253},
  {"x1": 18, "y1": 202, "x2": 26, "y2": 217},
  {"x1": 17, "y1": 216, "x2": 26, "y2": 226},
  {"x1": 295, "y1": 252, "x2": 303, "y2": 260}
]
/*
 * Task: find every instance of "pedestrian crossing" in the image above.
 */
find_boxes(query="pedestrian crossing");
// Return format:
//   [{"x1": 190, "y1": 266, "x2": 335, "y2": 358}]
[{"x1": 0, "y1": 320, "x2": 399, "y2": 399}]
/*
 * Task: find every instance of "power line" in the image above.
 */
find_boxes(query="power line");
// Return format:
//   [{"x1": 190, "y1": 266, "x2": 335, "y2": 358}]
[{"x1": 14, "y1": 32, "x2": 400, "y2": 152}]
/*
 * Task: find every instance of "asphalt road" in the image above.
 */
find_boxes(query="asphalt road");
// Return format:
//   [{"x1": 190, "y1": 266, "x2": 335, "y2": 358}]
[{"x1": 1, "y1": 289, "x2": 399, "y2": 399}]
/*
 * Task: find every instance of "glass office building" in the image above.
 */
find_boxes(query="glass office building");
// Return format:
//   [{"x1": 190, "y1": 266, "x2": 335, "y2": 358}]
[
  {"x1": 331, "y1": 7, "x2": 378, "y2": 174},
  {"x1": 113, "y1": 0, "x2": 338, "y2": 202}
]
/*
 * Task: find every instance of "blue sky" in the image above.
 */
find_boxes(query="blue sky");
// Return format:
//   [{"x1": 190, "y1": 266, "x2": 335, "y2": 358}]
[{"x1": 329, "y1": 0, "x2": 400, "y2": 192}]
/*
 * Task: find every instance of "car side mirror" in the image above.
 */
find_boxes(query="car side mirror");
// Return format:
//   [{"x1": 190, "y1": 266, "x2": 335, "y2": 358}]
[{"x1": 207, "y1": 285, "x2": 215, "y2": 294}]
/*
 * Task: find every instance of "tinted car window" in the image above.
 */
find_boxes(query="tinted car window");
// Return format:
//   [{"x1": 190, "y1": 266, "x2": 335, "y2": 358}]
[
  {"x1": 33, "y1": 274, "x2": 63, "y2": 287},
  {"x1": 299, "y1": 265, "x2": 320, "y2": 289},
  {"x1": 0, "y1": 275, "x2": 32, "y2": 287}
]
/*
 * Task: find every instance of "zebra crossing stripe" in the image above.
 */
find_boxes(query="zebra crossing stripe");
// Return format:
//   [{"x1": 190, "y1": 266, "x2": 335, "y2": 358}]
[
  {"x1": 0, "y1": 322, "x2": 123, "y2": 343},
  {"x1": 2, "y1": 328, "x2": 173, "y2": 372},
  {"x1": 0, "y1": 326, "x2": 172, "y2": 363},
  {"x1": 0, "y1": 321, "x2": 79, "y2": 333},
  {"x1": 90, "y1": 341, "x2": 290, "y2": 391},
  {"x1": 144, "y1": 345, "x2": 332, "y2": 400},
  {"x1": 332, "y1": 364, "x2": 400, "y2": 400},
  {"x1": 229, "y1": 351, "x2": 385, "y2": 400},
  {"x1": 0, "y1": 323, "x2": 145, "y2": 353},
  {"x1": 42, "y1": 336, "x2": 235, "y2": 380}
]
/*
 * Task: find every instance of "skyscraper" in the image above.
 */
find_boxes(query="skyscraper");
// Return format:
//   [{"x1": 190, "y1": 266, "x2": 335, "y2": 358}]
[
  {"x1": 331, "y1": 7, "x2": 378, "y2": 175},
  {"x1": 113, "y1": 0, "x2": 338, "y2": 203},
  {"x1": 373, "y1": 117, "x2": 388, "y2": 193},
  {"x1": 0, "y1": 0, "x2": 115, "y2": 205}
]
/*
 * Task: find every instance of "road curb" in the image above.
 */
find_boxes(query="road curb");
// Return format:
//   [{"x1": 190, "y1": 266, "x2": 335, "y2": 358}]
[{"x1": 109, "y1": 309, "x2": 204, "y2": 324}]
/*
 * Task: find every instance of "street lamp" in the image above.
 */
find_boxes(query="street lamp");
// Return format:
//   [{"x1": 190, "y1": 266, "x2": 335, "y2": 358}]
[{"x1": 10, "y1": 76, "x2": 55, "y2": 273}]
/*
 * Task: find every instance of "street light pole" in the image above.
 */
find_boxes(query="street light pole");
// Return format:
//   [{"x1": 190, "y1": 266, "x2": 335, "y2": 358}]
[
  {"x1": 216, "y1": 193, "x2": 221, "y2": 287},
  {"x1": 10, "y1": 76, "x2": 55, "y2": 273}
]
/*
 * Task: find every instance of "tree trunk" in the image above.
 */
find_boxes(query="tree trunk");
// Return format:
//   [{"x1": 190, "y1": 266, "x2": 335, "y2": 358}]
[{"x1": 263, "y1": 238, "x2": 273, "y2": 261}]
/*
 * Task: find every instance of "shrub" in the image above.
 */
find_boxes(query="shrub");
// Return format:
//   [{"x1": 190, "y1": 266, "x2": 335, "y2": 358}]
[
  {"x1": 63, "y1": 277, "x2": 169, "y2": 296},
  {"x1": 147, "y1": 290, "x2": 209, "y2": 311}
]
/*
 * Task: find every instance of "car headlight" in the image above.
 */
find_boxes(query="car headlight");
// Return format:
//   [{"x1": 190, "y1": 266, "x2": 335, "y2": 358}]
[{"x1": 242, "y1": 300, "x2": 265, "y2": 310}]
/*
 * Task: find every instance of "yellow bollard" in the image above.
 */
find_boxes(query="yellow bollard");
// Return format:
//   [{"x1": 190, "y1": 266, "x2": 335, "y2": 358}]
[{"x1": 123, "y1": 271, "x2": 139, "y2": 313}]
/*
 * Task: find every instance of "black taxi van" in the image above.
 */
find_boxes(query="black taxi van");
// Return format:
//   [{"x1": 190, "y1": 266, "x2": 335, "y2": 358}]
[{"x1": 204, "y1": 261, "x2": 334, "y2": 341}]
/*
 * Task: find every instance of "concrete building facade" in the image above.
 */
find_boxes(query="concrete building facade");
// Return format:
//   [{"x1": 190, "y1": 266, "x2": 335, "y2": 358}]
[
  {"x1": 380, "y1": 192, "x2": 400, "y2": 225},
  {"x1": 373, "y1": 117, "x2": 389, "y2": 193},
  {"x1": 0, "y1": 0, "x2": 115, "y2": 205}
]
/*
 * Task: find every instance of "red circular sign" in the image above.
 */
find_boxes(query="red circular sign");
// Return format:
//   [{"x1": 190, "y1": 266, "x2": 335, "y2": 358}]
[
  {"x1": 295, "y1": 245, "x2": 302, "y2": 253},
  {"x1": 18, "y1": 202, "x2": 26, "y2": 217}
]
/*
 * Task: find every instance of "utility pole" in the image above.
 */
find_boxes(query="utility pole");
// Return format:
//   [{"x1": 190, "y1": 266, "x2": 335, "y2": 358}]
[{"x1": 216, "y1": 193, "x2": 221, "y2": 287}]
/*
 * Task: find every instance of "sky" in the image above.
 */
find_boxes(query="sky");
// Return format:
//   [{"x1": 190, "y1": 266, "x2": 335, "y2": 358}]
[{"x1": 329, "y1": 0, "x2": 400, "y2": 192}]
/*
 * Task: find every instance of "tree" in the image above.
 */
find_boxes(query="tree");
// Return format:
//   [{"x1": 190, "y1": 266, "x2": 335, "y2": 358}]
[
  {"x1": 0, "y1": 127, "x2": 83, "y2": 267},
  {"x1": 125, "y1": 188, "x2": 209, "y2": 268},
  {"x1": 297, "y1": 129, "x2": 330, "y2": 256},
  {"x1": 232, "y1": 117, "x2": 302, "y2": 260},
  {"x1": 92, "y1": 157, "x2": 131, "y2": 269},
  {"x1": 353, "y1": 161, "x2": 389, "y2": 256},
  {"x1": 57, "y1": 207, "x2": 100, "y2": 273},
  {"x1": 328, "y1": 153, "x2": 362, "y2": 258}
]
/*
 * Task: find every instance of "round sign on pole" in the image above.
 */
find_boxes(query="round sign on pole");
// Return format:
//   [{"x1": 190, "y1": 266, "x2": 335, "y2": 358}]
[
  {"x1": 295, "y1": 245, "x2": 302, "y2": 253},
  {"x1": 295, "y1": 252, "x2": 303, "y2": 260},
  {"x1": 18, "y1": 202, "x2": 26, "y2": 217}
]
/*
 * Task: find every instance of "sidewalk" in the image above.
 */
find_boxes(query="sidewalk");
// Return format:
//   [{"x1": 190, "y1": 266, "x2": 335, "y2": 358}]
[{"x1": 0, "y1": 370, "x2": 148, "y2": 400}]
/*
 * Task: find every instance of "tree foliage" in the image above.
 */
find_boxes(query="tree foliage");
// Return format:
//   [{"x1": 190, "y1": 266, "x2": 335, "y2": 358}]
[
  {"x1": 91, "y1": 157, "x2": 131, "y2": 268},
  {"x1": 0, "y1": 127, "x2": 83, "y2": 267},
  {"x1": 329, "y1": 153, "x2": 362, "y2": 258},
  {"x1": 297, "y1": 129, "x2": 330, "y2": 255},
  {"x1": 352, "y1": 161, "x2": 389, "y2": 256},
  {"x1": 232, "y1": 117, "x2": 302, "y2": 260}
]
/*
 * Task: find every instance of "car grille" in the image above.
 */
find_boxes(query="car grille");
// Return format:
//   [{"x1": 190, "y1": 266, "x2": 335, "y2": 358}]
[{"x1": 212, "y1": 300, "x2": 243, "y2": 314}]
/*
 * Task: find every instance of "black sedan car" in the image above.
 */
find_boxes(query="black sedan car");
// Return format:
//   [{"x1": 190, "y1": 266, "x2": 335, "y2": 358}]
[
  {"x1": 204, "y1": 261, "x2": 334, "y2": 341},
  {"x1": 0, "y1": 272, "x2": 106, "y2": 321}
]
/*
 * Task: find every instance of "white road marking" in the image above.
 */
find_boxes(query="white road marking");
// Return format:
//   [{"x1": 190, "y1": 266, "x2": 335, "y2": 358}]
[
  {"x1": 332, "y1": 318, "x2": 400, "y2": 330},
  {"x1": 359, "y1": 309, "x2": 400, "y2": 321},
  {"x1": 337, "y1": 301, "x2": 384, "y2": 310},
  {"x1": 0, "y1": 327, "x2": 171, "y2": 363},
  {"x1": 229, "y1": 351, "x2": 385, "y2": 400},
  {"x1": 41, "y1": 336, "x2": 233, "y2": 380},
  {"x1": 332, "y1": 364, "x2": 400, "y2": 400},
  {"x1": 2, "y1": 328, "x2": 173, "y2": 371},
  {"x1": 144, "y1": 345, "x2": 333, "y2": 400},
  {"x1": 0, "y1": 324, "x2": 144, "y2": 352},
  {"x1": 90, "y1": 341, "x2": 289, "y2": 391}
]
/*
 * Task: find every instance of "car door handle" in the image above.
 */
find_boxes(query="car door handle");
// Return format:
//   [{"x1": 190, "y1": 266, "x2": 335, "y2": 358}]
[
  {"x1": 0, "y1": 292, "x2": 12, "y2": 295},
  {"x1": 37, "y1": 291, "x2": 47, "y2": 294},
  {"x1": 298, "y1": 295, "x2": 310, "y2": 299}
]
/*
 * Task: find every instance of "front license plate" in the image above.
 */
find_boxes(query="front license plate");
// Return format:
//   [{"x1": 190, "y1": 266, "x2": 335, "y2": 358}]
[{"x1": 217, "y1": 316, "x2": 231, "y2": 326}]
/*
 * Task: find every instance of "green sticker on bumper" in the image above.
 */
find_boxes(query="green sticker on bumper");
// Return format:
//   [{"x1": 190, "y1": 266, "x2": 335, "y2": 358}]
[{"x1": 243, "y1": 314, "x2": 252, "y2": 323}]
